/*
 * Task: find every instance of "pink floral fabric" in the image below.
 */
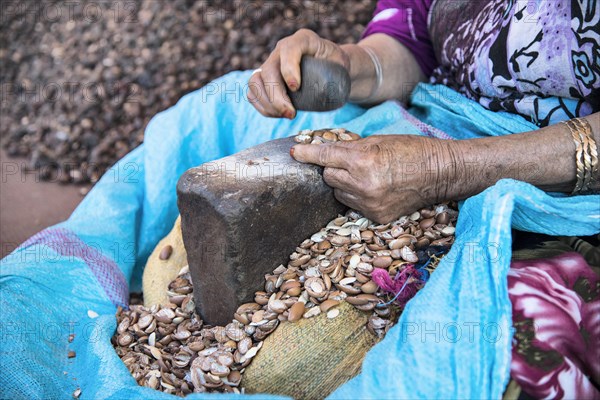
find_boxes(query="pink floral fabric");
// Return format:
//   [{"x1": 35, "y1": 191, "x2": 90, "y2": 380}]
[{"x1": 508, "y1": 253, "x2": 600, "y2": 399}]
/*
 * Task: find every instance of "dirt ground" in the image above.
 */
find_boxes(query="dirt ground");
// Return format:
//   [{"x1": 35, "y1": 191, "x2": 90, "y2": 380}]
[{"x1": 1, "y1": 148, "x2": 83, "y2": 257}]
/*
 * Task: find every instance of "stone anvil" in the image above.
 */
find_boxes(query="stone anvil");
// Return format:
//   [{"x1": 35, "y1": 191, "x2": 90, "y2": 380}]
[{"x1": 177, "y1": 137, "x2": 346, "y2": 326}]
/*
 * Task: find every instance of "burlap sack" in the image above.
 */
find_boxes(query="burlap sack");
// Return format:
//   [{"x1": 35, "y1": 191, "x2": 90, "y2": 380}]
[
  {"x1": 243, "y1": 301, "x2": 378, "y2": 399},
  {"x1": 142, "y1": 216, "x2": 380, "y2": 398},
  {"x1": 142, "y1": 216, "x2": 188, "y2": 307}
]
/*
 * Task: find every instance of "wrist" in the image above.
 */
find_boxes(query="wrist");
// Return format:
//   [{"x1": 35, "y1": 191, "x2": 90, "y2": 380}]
[
  {"x1": 340, "y1": 44, "x2": 363, "y2": 81},
  {"x1": 389, "y1": 136, "x2": 470, "y2": 204},
  {"x1": 340, "y1": 44, "x2": 377, "y2": 102},
  {"x1": 443, "y1": 138, "x2": 511, "y2": 200},
  {"x1": 455, "y1": 130, "x2": 579, "y2": 195},
  {"x1": 428, "y1": 138, "x2": 473, "y2": 202},
  {"x1": 444, "y1": 134, "x2": 572, "y2": 198}
]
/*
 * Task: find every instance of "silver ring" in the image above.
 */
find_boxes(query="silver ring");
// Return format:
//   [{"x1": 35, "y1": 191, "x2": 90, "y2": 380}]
[{"x1": 251, "y1": 68, "x2": 263, "y2": 77}]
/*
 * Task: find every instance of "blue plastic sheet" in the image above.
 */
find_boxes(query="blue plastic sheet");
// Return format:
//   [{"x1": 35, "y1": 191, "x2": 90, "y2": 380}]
[{"x1": 1, "y1": 71, "x2": 599, "y2": 399}]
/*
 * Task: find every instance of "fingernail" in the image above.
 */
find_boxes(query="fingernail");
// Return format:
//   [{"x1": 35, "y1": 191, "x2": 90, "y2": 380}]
[
  {"x1": 288, "y1": 79, "x2": 298, "y2": 91},
  {"x1": 289, "y1": 146, "x2": 296, "y2": 158},
  {"x1": 283, "y1": 109, "x2": 295, "y2": 120}
]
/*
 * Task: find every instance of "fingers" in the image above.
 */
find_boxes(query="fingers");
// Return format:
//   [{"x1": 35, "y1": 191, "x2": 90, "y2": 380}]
[
  {"x1": 333, "y1": 188, "x2": 362, "y2": 210},
  {"x1": 248, "y1": 60, "x2": 295, "y2": 119},
  {"x1": 247, "y1": 70, "x2": 271, "y2": 116},
  {"x1": 323, "y1": 167, "x2": 355, "y2": 189},
  {"x1": 248, "y1": 29, "x2": 320, "y2": 119},
  {"x1": 260, "y1": 53, "x2": 296, "y2": 119},
  {"x1": 335, "y1": 189, "x2": 394, "y2": 224},
  {"x1": 247, "y1": 28, "x2": 348, "y2": 118},
  {"x1": 291, "y1": 143, "x2": 353, "y2": 169},
  {"x1": 279, "y1": 29, "x2": 349, "y2": 93},
  {"x1": 278, "y1": 29, "x2": 321, "y2": 91},
  {"x1": 247, "y1": 71, "x2": 269, "y2": 116}
]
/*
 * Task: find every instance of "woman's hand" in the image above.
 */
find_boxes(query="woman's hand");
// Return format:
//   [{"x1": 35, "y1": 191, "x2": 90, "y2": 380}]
[
  {"x1": 248, "y1": 29, "x2": 350, "y2": 119},
  {"x1": 248, "y1": 29, "x2": 427, "y2": 119},
  {"x1": 291, "y1": 112, "x2": 600, "y2": 222},
  {"x1": 291, "y1": 135, "x2": 461, "y2": 223}
]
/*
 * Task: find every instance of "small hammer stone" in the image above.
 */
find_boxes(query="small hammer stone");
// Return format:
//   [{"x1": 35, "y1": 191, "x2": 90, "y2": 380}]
[
  {"x1": 177, "y1": 136, "x2": 346, "y2": 326},
  {"x1": 288, "y1": 56, "x2": 351, "y2": 112}
]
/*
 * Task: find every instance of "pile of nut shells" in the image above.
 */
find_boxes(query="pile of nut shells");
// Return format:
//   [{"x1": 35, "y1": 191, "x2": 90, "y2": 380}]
[
  {"x1": 113, "y1": 203, "x2": 458, "y2": 395},
  {"x1": 293, "y1": 127, "x2": 362, "y2": 144},
  {"x1": 113, "y1": 266, "x2": 250, "y2": 395}
]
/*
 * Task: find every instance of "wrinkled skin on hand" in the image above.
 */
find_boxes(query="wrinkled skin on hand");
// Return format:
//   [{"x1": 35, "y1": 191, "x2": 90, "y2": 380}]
[{"x1": 291, "y1": 135, "x2": 462, "y2": 223}]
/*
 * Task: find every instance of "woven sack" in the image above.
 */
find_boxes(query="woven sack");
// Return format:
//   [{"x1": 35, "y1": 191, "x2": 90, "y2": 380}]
[
  {"x1": 142, "y1": 216, "x2": 188, "y2": 307},
  {"x1": 243, "y1": 301, "x2": 378, "y2": 399}
]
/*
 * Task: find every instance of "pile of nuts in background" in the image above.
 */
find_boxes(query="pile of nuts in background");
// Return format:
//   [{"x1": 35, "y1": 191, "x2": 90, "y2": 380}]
[
  {"x1": 113, "y1": 203, "x2": 458, "y2": 395},
  {"x1": 1, "y1": 0, "x2": 376, "y2": 184}
]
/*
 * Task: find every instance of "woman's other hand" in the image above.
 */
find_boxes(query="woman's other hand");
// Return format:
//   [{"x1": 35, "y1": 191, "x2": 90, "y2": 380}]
[{"x1": 248, "y1": 29, "x2": 350, "y2": 119}]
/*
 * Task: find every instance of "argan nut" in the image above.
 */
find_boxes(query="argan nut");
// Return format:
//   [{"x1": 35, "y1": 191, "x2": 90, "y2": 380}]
[
  {"x1": 287, "y1": 302, "x2": 305, "y2": 322},
  {"x1": 360, "y1": 230, "x2": 374, "y2": 241},
  {"x1": 319, "y1": 299, "x2": 340, "y2": 313},
  {"x1": 317, "y1": 240, "x2": 332, "y2": 251},
  {"x1": 441, "y1": 226, "x2": 456, "y2": 237},
  {"x1": 373, "y1": 256, "x2": 392, "y2": 268},
  {"x1": 415, "y1": 237, "x2": 431, "y2": 250},
  {"x1": 436, "y1": 212, "x2": 450, "y2": 225},
  {"x1": 159, "y1": 245, "x2": 173, "y2": 260},
  {"x1": 361, "y1": 280, "x2": 379, "y2": 294},
  {"x1": 419, "y1": 218, "x2": 435, "y2": 230}
]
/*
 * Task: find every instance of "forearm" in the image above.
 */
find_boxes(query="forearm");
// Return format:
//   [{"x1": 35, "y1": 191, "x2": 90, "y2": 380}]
[
  {"x1": 446, "y1": 113, "x2": 600, "y2": 200},
  {"x1": 341, "y1": 33, "x2": 426, "y2": 105}
]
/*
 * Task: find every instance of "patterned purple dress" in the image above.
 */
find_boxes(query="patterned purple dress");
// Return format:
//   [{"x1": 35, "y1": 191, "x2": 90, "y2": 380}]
[
  {"x1": 363, "y1": 1, "x2": 600, "y2": 398},
  {"x1": 364, "y1": 0, "x2": 599, "y2": 126}
]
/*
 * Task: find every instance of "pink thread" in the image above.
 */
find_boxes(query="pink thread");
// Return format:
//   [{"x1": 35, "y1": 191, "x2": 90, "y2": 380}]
[{"x1": 372, "y1": 266, "x2": 423, "y2": 308}]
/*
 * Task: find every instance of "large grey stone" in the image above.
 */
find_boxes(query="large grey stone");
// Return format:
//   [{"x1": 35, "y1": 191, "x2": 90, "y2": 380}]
[{"x1": 177, "y1": 137, "x2": 346, "y2": 325}]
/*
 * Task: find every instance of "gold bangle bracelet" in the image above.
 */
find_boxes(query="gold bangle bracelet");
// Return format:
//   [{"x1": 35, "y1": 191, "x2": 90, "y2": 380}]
[
  {"x1": 563, "y1": 117, "x2": 599, "y2": 195},
  {"x1": 572, "y1": 117, "x2": 599, "y2": 192},
  {"x1": 564, "y1": 120, "x2": 586, "y2": 193},
  {"x1": 574, "y1": 119, "x2": 591, "y2": 191}
]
